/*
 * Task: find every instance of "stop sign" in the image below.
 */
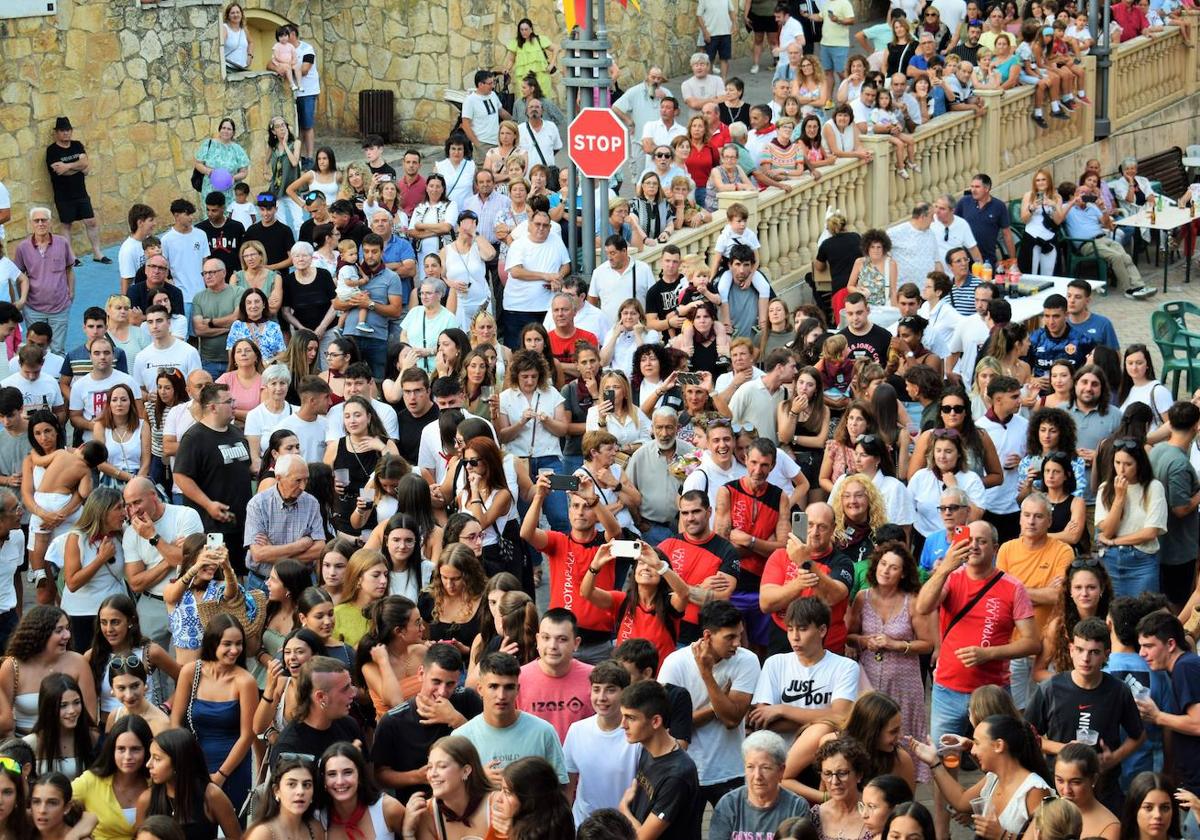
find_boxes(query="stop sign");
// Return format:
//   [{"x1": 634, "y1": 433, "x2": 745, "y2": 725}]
[{"x1": 568, "y1": 107, "x2": 627, "y2": 180}]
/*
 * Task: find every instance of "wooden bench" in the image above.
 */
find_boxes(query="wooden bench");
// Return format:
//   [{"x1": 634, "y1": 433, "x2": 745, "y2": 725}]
[{"x1": 1137, "y1": 146, "x2": 1188, "y2": 199}]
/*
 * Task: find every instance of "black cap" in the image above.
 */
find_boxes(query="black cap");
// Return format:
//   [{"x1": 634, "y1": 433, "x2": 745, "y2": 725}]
[{"x1": 54, "y1": 116, "x2": 73, "y2": 131}]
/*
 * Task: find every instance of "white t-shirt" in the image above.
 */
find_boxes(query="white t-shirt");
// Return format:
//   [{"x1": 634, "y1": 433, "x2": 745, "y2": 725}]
[
  {"x1": 682, "y1": 454, "x2": 748, "y2": 527},
  {"x1": 7, "y1": 350, "x2": 63, "y2": 380},
  {"x1": 504, "y1": 236, "x2": 570, "y2": 312},
  {"x1": 163, "y1": 402, "x2": 198, "y2": 469},
  {"x1": 229, "y1": 201, "x2": 259, "y2": 229},
  {"x1": 498, "y1": 387, "x2": 565, "y2": 458},
  {"x1": 158, "y1": 227, "x2": 210, "y2": 303},
  {"x1": 121, "y1": 504, "x2": 204, "y2": 597},
  {"x1": 0, "y1": 258, "x2": 20, "y2": 306},
  {"x1": 563, "y1": 716, "x2": 641, "y2": 825},
  {"x1": 659, "y1": 645, "x2": 761, "y2": 786},
  {"x1": 949, "y1": 313, "x2": 991, "y2": 382},
  {"x1": 933, "y1": 0, "x2": 968, "y2": 38},
  {"x1": 715, "y1": 226, "x2": 762, "y2": 258},
  {"x1": 519, "y1": 122, "x2": 563, "y2": 172},
  {"x1": 244, "y1": 402, "x2": 296, "y2": 453},
  {"x1": 1120, "y1": 381, "x2": 1176, "y2": 429},
  {"x1": 131, "y1": 340, "x2": 201, "y2": 396},
  {"x1": 118, "y1": 237, "x2": 145, "y2": 281},
  {"x1": 680, "y1": 74, "x2": 726, "y2": 115},
  {"x1": 274, "y1": 414, "x2": 328, "y2": 463},
  {"x1": 640, "y1": 120, "x2": 687, "y2": 168},
  {"x1": 68, "y1": 370, "x2": 136, "y2": 441},
  {"x1": 752, "y1": 650, "x2": 861, "y2": 717},
  {"x1": 0, "y1": 372, "x2": 63, "y2": 413},
  {"x1": 417, "y1": 416, "x2": 499, "y2": 484},
  {"x1": 715, "y1": 367, "x2": 764, "y2": 394},
  {"x1": 909, "y1": 467, "x2": 985, "y2": 536},
  {"x1": 589, "y1": 259, "x2": 654, "y2": 324},
  {"x1": 929, "y1": 216, "x2": 977, "y2": 257},
  {"x1": 850, "y1": 97, "x2": 873, "y2": 128},
  {"x1": 696, "y1": 0, "x2": 734, "y2": 38},
  {"x1": 776, "y1": 17, "x2": 806, "y2": 68},
  {"x1": 295, "y1": 40, "x2": 321, "y2": 96},
  {"x1": 768, "y1": 448, "x2": 803, "y2": 497},
  {"x1": 463, "y1": 91, "x2": 504, "y2": 145},
  {"x1": 0, "y1": 530, "x2": 24, "y2": 613},
  {"x1": 325, "y1": 398, "x2": 400, "y2": 440}
]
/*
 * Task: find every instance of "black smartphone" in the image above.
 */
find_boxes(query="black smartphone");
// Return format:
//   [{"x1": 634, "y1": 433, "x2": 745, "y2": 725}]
[
  {"x1": 678, "y1": 372, "x2": 701, "y2": 386},
  {"x1": 547, "y1": 474, "x2": 580, "y2": 492},
  {"x1": 604, "y1": 389, "x2": 616, "y2": 404}
]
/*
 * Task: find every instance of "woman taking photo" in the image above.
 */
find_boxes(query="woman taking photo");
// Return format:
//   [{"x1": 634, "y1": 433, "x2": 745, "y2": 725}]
[
  {"x1": 72, "y1": 714, "x2": 153, "y2": 840},
  {"x1": 455, "y1": 437, "x2": 516, "y2": 579},
  {"x1": 1052, "y1": 746, "x2": 1120, "y2": 840},
  {"x1": 165, "y1": 539, "x2": 259, "y2": 666},
  {"x1": 355, "y1": 596, "x2": 426, "y2": 716},
  {"x1": 1118, "y1": 344, "x2": 1175, "y2": 427},
  {"x1": 170, "y1": 614, "x2": 256, "y2": 812},
  {"x1": 22, "y1": 674, "x2": 94, "y2": 779},
  {"x1": 135, "y1": 728, "x2": 241, "y2": 840},
  {"x1": 1094, "y1": 439, "x2": 1168, "y2": 599},
  {"x1": 907, "y1": 715, "x2": 1053, "y2": 840},
  {"x1": 194, "y1": 118, "x2": 249, "y2": 204},
  {"x1": 1019, "y1": 169, "x2": 1063, "y2": 275},
  {"x1": 585, "y1": 369, "x2": 650, "y2": 453},
  {"x1": 420, "y1": 544, "x2": 487, "y2": 658},
  {"x1": 325, "y1": 397, "x2": 398, "y2": 535},
  {"x1": 332, "y1": 550, "x2": 391, "y2": 648},
  {"x1": 62, "y1": 487, "x2": 128, "y2": 652},
  {"x1": 86, "y1": 592, "x2": 177, "y2": 723},
  {"x1": 846, "y1": 230, "x2": 899, "y2": 313},
  {"x1": 908, "y1": 386, "x2": 1003, "y2": 487},
  {"x1": 244, "y1": 755, "x2": 325, "y2": 840},
  {"x1": 600, "y1": 301, "x2": 661, "y2": 380},
  {"x1": 443, "y1": 213, "x2": 497, "y2": 332},
  {"x1": 233, "y1": 242, "x2": 283, "y2": 317},
  {"x1": 280, "y1": 243, "x2": 336, "y2": 353},
  {"x1": 339, "y1": 162, "x2": 370, "y2": 213},
  {"x1": 401, "y1": 735, "x2": 493, "y2": 840},
  {"x1": 410, "y1": 175, "x2": 457, "y2": 281},
  {"x1": 227, "y1": 289, "x2": 284, "y2": 363},
  {"x1": 1032, "y1": 558, "x2": 1114, "y2": 683},
  {"x1": 216, "y1": 339, "x2": 264, "y2": 424},
  {"x1": 93, "y1": 384, "x2": 151, "y2": 488}
]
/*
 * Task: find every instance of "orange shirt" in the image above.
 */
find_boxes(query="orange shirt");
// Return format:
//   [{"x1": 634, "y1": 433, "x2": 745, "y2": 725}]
[{"x1": 996, "y1": 537, "x2": 1073, "y2": 631}]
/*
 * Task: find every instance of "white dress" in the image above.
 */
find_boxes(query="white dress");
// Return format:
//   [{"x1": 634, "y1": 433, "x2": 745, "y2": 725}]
[
  {"x1": 444, "y1": 240, "x2": 491, "y2": 330},
  {"x1": 980, "y1": 771, "x2": 1053, "y2": 834}
]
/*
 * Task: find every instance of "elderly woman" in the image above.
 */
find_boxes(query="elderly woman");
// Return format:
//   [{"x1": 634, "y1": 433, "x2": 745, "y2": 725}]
[
  {"x1": 245, "y1": 363, "x2": 294, "y2": 474},
  {"x1": 710, "y1": 731, "x2": 811, "y2": 839},
  {"x1": 600, "y1": 198, "x2": 647, "y2": 249},
  {"x1": 280, "y1": 241, "x2": 337, "y2": 358},
  {"x1": 814, "y1": 210, "x2": 864, "y2": 298},
  {"x1": 106, "y1": 293, "x2": 149, "y2": 361},
  {"x1": 761, "y1": 118, "x2": 822, "y2": 186},
  {"x1": 823, "y1": 105, "x2": 874, "y2": 163},
  {"x1": 399, "y1": 277, "x2": 459, "y2": 374},
  {"x1": 194, "y1": 117, "x2": 249, "y2": 204}
]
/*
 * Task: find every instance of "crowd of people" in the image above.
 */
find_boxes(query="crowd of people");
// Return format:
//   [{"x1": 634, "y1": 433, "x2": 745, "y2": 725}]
[{"x1": 0, "y1": 1, "x2": 1197, "y2": 840}]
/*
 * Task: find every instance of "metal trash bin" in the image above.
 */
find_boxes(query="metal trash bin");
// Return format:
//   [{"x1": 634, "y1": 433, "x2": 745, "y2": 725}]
[{"x1": 358, "y1": 90, "x2": 394, "y2": 142}]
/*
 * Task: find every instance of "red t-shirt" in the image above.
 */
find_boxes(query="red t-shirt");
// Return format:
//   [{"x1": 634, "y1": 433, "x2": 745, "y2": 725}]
[
  {"x1": 684, "y1": 141, "x2": 721, "y2": 191},
  {"x1": 760, "y1": 547, "x2": 856, "y2": 654},
  {"x1": 659, "y1": 533, "x2": 741, "y2": 627},
  {"x1": 517, "y1": 658, "x2": 594, "y2": 743},
  {"x1": 935, "y1": 566, "x2": 1034, "y2": 693},
  {"x1": 710, "y1": 124, "x2": 732, "y2": 149},
  {"x1": 607, "y1": 589, "x2": 679, "y2": 673},
  {"x1": 1111, "y1": 2, "x2": 1149, "y2": 38},
  {"x1": 723, "y1": 478, "x2": 783, "y2": 580},
  {"x1": 542, "y1": 530, "x2": 614, "y2": 633},
  {"x1": 548, "y1": 328, "x2": 599, "y2": 374}
]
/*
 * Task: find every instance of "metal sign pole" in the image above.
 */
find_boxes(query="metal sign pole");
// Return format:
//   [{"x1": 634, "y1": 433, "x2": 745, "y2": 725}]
[
  {"x1": 1090, "y1": 0, "x2": 1111, "y2": 139},
  {"x1": 566, "y1": 31, "x2": 579, "y2": 266},
  {"x1": 580, "y1": 0, "x2": 596, "y2": 278}
]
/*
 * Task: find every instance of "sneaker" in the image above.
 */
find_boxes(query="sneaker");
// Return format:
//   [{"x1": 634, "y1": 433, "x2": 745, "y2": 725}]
[
  {"x1": 1077, "y1": 94, "x2": 1093, "y2": 105},
  {"x1": 898, "y1": 168, "x2": 910, "y2": 180},
  {"x1": 1051, "y1": 108, "x2": 1070, "y2": 120},
  {"x1": 1032, "y1": 113, "x2": 1049, "y2": 128},
  {"x1": 910, "y1": 160, "x2": 921, "y2": 173},
  {"x1": 750, "y1": 64, "x2": 760, "y2": 73},
  {"x1": 94, "y1": 255, "x2": 112, "y2": 265},
  {"x1": 355, "y1": 322, "x2": 375, "y2": 334},
  {"x1": 1133, "y1": 286, "x2": 1157, "y2": 298}
]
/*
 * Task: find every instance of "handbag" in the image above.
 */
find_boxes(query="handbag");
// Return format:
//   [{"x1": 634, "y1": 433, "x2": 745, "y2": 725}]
[{"x1": 191, "y1": 139, "x2": 211, "y2": 192}]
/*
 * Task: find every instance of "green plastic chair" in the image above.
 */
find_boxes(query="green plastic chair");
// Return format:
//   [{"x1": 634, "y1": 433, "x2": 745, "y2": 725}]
[
  {"x1": 1008, "y1": 199, "x2": 1025, "y2": 253},
  {"x1": 1161, "y1": 300, "x2": 1200, "y2": 333},
  {"x1": 1150, "y1": 310, "x2": 1200, "y2": 397},
  {"x1": 1060, "y1": 234, "x2": 1109, "y2": 288}
]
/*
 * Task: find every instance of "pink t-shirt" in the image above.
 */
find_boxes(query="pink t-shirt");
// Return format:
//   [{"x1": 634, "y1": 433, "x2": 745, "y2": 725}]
[
  {"x1": 216, "y1": 371, "x2": 262, "y2": 416},
  {"x1": 272, "y1": 41, "x2": 297, "y2": 65},
  {"x1": 517, "y1": 658, "x2": 594, "y2": 743}
]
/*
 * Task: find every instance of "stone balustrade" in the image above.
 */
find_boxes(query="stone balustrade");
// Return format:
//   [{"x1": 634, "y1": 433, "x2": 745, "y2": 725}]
[{"x1": 1108, "y1": 26, "x2": 1192, "y2": 130}]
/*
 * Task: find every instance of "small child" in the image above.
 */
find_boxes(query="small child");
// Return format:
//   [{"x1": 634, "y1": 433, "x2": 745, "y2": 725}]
[
  {"x1": 1049, "y1": 20, "x2": 1091, "y2": 104},
  {"x1": 1018, "y1": 19, "x2": 1068, "y2": 127},
  {"x1": 335, "y1": 239, "x2": 372, "y2": 334},
  {"x1": 816, "y1": 333, "x2": 854, "y2": 399},
  {"x1": 228, "y1": 182, "x2": 259, "y2": 229},
  {"x1": 271, "y1": 25, "x2": 301, "y2": 91},
  {"x1": 871, "y1": 89, "x2": 918, "y2": 178},
  {"x1": 676, "y1": 260, "x2": 721, "y2": 319},
  {"x1": 710, "y1": 203, "x2": 762, "y2": 276}
]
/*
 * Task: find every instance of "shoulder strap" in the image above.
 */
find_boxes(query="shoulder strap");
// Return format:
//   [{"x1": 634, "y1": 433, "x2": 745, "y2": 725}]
[
  {"x1": 525, "y1": 125, "x2": 551, "y2": 168},
  {"x1": 943, "y1": 571, "x2": 1004, "y2": 640}
]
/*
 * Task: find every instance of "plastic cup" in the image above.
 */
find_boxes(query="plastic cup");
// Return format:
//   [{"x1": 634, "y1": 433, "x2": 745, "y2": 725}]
[
  {"x1": 359, "y1": 487, "x2": 375, "y2": 503},
  {"x1": 970, "y1": 797, "x2": 987, "y2": 816},
  {"x1": 1076, "y1": 728, "x2": 1099, "y2": 746},
  {"x1": 1134, "y1": 685, "x2": 1151, "y2": 702},
  {"x1": 333, "y1": 468, "x2": 350, "y2": 485}
]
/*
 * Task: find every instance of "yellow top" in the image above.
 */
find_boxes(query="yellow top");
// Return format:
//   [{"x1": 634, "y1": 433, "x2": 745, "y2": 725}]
[
  {"x1": 72, "y1": 771, "x2": 135, "y2": 840},
  {"x1": 334, "y1": 601, "x2": 370, "y2": 648}
]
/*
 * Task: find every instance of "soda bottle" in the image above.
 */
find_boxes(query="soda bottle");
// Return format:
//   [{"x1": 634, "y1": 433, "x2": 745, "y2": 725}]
[{"x1": 1008, "y1": 265, "x2": 1021, "y2": 297}]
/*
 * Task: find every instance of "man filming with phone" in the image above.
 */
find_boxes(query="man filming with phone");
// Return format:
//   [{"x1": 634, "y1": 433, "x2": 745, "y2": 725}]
[{"x1": 521, "y1": 472, "x2": 622, "y2": 664}]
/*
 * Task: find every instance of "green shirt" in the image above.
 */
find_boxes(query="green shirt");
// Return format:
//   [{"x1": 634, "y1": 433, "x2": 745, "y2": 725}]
[{"x1": 192, "y1": 284, "x2": 242, "y2": 364}]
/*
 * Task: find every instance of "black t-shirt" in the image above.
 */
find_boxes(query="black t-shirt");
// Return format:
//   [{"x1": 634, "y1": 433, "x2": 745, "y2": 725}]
[
  {"x1": 127, "y1": 280, "x2": 185, "y2": 317},
  {"x1": 816, "y1": 232, "x2": 863, "y2": 293},
  {"x1": 838, "y1": 323, "x2": 892, "y2": 366},
  {"x1": 368, "y1": 162, "x2": 398, "y2": 182},
  {"x1": 45, "y1": 141, "x2": 88, "y2": 200},
  {"x1": 396, "y1": 403, "x2": 438, "y2": 464},
  {"x1": 298, "y1": 217, "x2": 331, "y2": 246},
  {"x1": 338, "y1": 222, "x2": 371, "y2": 248},
  {"x1": 560, "y1": 381, "x2": 596, "y2": 457},
  {"x1": 173, "y1": 423, "x2": 253, "y2": 535},
  {"x1": 629, "y1": 745, "x2": 700, "y2": 840},
  {"x1": 646, "y1": 277, "x2": 684, "y2": 334},
  {"x1": 269, "y1": 717, "x2": 364, "y2": 772},
  {"x1": 282, "y1": 269, "x2": 336, "y2": 331},
  {"x1": 196, "y1": 218, "x2": 246, "y2": 275},
  {"x1": 370, "y1": 688, "x2": 483, "y2": 801},
  {"x1": 719, "y1": 103, "x2": 751, "y2": 126},
  {"x1": 245, "y1": 219, "x2": 296, "y2": 268},
  {"x1": 662, "y1": 683, "x2": 695, "y2": 746},
  {"x1": 1025, "y1": 672, "x2": 1143, "y2": 796}
]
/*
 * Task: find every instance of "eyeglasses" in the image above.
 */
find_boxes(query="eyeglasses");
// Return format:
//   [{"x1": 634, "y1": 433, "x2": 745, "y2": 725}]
[
  {"x1": 855, "y1": 433, "x2": 879, "y2": 445},
  {"x1": 821, "y1": 770, "x2": 853, "y2": 781},
  {"x1": 932, "y1": 428, "x2": 961, "y2": 439},
  {"x1": 462, "y1": 458, "x2": 480, "y2": 467},
  {"x1": 325, "y1": 351, "x2": 345, "y2": 359},
  {"x1": 200, "y1": 269, "x2": 223, "y2": 276},
  {"x1": 146, "y1": 263, "x2": 168, "y2": 271},
  {"x1": 109, "y1": 655, "x2": 143, "y2": 671},
  {"x1": 31, "y1": 218, "x2": 50, "y2": 224},
  {"x1": 937, "y1": 504, "x2": 967, "y2": 512},
  {"x1": 940, "y1": 404, "x2": 967, "y2": 414},
  {"x1": 1113, "y1": 438, "x2": 1140, "y2": 451}
]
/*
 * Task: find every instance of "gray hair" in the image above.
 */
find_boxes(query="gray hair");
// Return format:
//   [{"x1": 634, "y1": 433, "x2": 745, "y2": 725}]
[
  {"x1": 552, "y1": 291, "x2": 577, "y2": 310},
  {"x1": 0, "y1": 487, "x2": 17, "y2": 511},
  {"x1": 1120, "y1": 157, "x2": 1138, "y2": 171},
  {"x1": 1022, "y1": 490, "x2": 1052, "y2": 516},
  {"x1": 939, "y1": 487, "x2": 970, "y2": 506},
  {"x1": 689, "y1": 52, "x2": 711, "y2": 66},
  {"x1": 28, "y1": 207, "x2": 52, "y2": 222},
  {"x1": 371, "y1": 209, "x2": 393, "y2": 224},
  {"x1": 419, "y1": 276, "x2": 447, "y2": 297},
  {"x1": 742, "y1": 730, "x2": 788, "y2": 766},
  {"x1": 261, "y1": 363, "x2": 292, "y2": 386},
  {"x1": 652, "y1": 406, "x2": 680, "y2": 423},
  {"x1": 289, "y1": 241, "x2": 315, "y2": 257},
  {"x1": 729, "y1": 122, "x2": 748, "y2": 142},
  {"x1": 274, "y1": 454, "x2": 308, "y2": 476}
]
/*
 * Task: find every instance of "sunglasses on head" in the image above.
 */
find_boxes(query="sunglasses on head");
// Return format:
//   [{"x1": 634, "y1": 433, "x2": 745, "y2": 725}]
[
  {"x1": 256, "y1": 193, "x2": 276, "y2": 203},
  {"x1": 109, "y1": 654, "x2": 143, "y2": 672},
  {"x1": 1070, "y1": 555, "x2": 1101, "y2": 570},
  {"x1": 932, "y1": 428, "x2": 961, "y2": 439},
  {"x1": 0, "y1": 757, "x2": 18, "y2": 778},
  {"x1": 1113, "y1": 438, "x2": 1140, "y2": 451},
  {"x1": 733, "y1": 423, "x2": 757, "y2": 435},
  {"x1": 855, "y1": 433, "x2": 879, "y2": 445}
]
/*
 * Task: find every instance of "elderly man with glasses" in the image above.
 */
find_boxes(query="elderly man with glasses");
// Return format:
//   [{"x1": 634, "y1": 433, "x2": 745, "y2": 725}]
[{"x1": 13, "y1": 208, "x2": 75, "y2": 355}]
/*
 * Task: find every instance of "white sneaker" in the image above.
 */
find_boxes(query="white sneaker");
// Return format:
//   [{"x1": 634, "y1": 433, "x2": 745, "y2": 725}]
[
  {"x1": 750, "y1": 64, "x2": 760, "y2": 74},
  {"x1": 355, "y1": 322, "x2": 375, "y2": 334}
]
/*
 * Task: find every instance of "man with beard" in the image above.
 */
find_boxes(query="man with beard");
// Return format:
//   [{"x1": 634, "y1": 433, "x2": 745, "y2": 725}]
[
  {"x1": 625, "y1": 408, "x2": 694, "y2": 544},
  {"x1": 658, "y1": 491, "x2": 742, "y2": 645},
  {"x1": 1065, "y1": 365, "x2": 1120, "y2": 506},
  {"x1": 332, "y1": 233, "x2": 403, "y2": 380}
]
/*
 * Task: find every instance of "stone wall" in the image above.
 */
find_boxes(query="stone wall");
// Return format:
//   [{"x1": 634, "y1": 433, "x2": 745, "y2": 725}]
[{"x1": 0, "y1": 0, "x2": 290, "y2": 249}]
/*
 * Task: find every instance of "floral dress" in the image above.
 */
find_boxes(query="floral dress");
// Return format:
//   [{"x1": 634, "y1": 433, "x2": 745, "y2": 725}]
[
  {"x1": 856, "y1": 258, "x2": 893, "y2": 308},
  {"x1": 860, "y1": 592, "x2": 930, "y2": 781},
  {"x1": 227, "y1": 319, "x2": 286, "y2": 361}
]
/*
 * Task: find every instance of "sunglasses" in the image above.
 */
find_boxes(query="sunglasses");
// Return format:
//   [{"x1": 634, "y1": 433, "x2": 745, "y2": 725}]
[
  {"x1": 733, "y1": 423, "x2": 757, "y2": 435},
  {"x1": 940, "y1": 404, "x2": 967, "y2": 414},
  {"x1": 1070, "y1": 555, "x2": 1101, "y2": 569},
  {"x1": 944, "y1": 227, "x2": 951, "y2": 241},
  {"x1": 855, "y1": 433, "x2": 879, "y2": 445},
  {"x1": 707, "y1": 417, "x2": 733, "y2": 429},
  {"x1": 1113, "y1": 438, "x2": 1140, "y2": 451},
  {"x1": 256, "y1": 193, "x2": 277, "y2": 204},
  {"x1": 109, "y1": 655, "x2": 143, "y2": 672},
  {"x1": 462, "y1": 458, "x2": 481, "y2": 467},
  {"x1": 1043, "y1": 450, "x2": 1068, "y2": 461},
  {"x1": 655, "y1": 152, "x2": 672, "y2": 159}
]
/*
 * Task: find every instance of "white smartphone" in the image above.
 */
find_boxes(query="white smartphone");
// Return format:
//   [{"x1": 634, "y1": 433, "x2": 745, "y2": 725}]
[
  {"x1": 206, "y1": 533, "x2": 224, "y2": 550},
  {"x1": 791, "y1": 510, "x2": 808, "y2": 539},
  {"x1": 611, "y1": 539, "x2": 642, "y2": 559}
]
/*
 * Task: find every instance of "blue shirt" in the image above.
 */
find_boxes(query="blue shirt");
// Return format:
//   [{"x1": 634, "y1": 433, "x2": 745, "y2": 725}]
[
  {"x1": 1026, "y1": 324, "x2": 1091, "y2": 377},
  {"x1": 1070, "y1": 312, "x2": 1119, "y2": 349},
  {"x1": 381, "y1": 234, "x2": 416, "y2": 271},
  {"x1": 920, "y1": 528, "x2": 951, "y2": 571},
  {"x1": 1105, "y1": 651, "x2": 1171, "y2": 788},
  {"x1": 955, "y1": 195, "x2": 1011, "y2": 263},
  {"x1": 1064, "y1": 204, "x2": 1105, "y2": 240},
  {"x1": 345, "y1": 266, "x2": 403, "y2": 333}
]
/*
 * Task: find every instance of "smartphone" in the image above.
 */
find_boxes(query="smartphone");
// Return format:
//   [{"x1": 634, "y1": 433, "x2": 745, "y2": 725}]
[
  {"x1": 604, "y1": 389, "x2": 616, "y2": 405},
  {"x1": 791, "y1": 510, "x2": 808, "y2": 539},
  {"x1": 951, "y1": 525, "x2": 970, "y2": 545},
  {"x1": 1081, "y1": 193, "x2": 1098, "y2": 203},
  {"x1": 547, "y1": 474, "x2": 580, "y2": 492},
  {"x1": 611, "y1": 539, "x2": 642, "y2": 559},
  {"x1": 678, "y1": 372, "x2": 701, "y2": 386},
  {"x1": 481, "y1": 385, "x2": 493, "y2": 401},
  {"x1": 206, "y1": 533, "x2": 224, "y2": 550}
]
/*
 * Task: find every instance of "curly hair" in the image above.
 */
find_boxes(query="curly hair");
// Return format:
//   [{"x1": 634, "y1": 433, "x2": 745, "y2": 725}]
[
  {"x1": 6, "y1": 605, "x2": 66, "y2": 661},
  {"x1": 1049, "y1": 560, "x2": 1114, "y2": 674},
  {"x1": 1025, "y1": 407, "x2": 1078, "y2": 457},
  {"x1": 815, "y1": 736, "x2": 870, "y2": 780},
  {"x1": 428, "y1": 544, "x2": 488, "y2": 618},
  {"x1": 831, "y1": 473, "x2": 888, "y2": 545},
  {"x1": 630, "y1": 343, "x2": 681, "y2": 395},
  {"x1": 505, "y1": 348, "x2": 552, "y2": 392},
  {"x1": 865, "y1": 540, "x2": 922, "y2": 593}
]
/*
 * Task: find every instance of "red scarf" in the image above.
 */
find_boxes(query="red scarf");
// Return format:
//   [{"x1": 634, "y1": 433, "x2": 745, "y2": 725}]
[{"x1": 330, "y1": 804, "x2": 367, "y2": 840}]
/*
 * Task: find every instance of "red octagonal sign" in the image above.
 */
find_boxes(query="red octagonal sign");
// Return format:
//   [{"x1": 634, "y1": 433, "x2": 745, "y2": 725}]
[{"x1": 568, "y1": 107, "x2": 627, "y2": 180}]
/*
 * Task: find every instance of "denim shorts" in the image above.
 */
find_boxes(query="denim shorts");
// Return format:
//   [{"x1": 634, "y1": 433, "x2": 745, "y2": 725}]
[
  {"x1": 821, "y1": 44, "x2": 850, "y2": 74},
  {"x1": 930, "y1": 682, "x2": 973, "y2": 744},
  {"x1": 296, "y1": 94, "x2": 318, "y2": 130},
  {"x1": 1019, "y1": 70, "x2": 1047, "y2": 85}
]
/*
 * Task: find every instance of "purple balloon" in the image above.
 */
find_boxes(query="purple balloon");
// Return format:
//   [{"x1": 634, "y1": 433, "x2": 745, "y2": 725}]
[{"x1": 210, "y1": 168, "x2": 234, "y2": 191}]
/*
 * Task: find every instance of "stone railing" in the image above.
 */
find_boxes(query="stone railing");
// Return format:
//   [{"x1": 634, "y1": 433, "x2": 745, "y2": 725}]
[
  {"x1": 1108, "y1": 26, "x2": 1191, "y2": 130},
  {"x1": 616, "y1": 24, "x2": 1199, "y2": 305}
]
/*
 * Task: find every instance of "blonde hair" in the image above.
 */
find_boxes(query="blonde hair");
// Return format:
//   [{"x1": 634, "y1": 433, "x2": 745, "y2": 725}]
[
  {"x1": 826, "y1": 210, "x2": 849, "y2": 234},
  {"x1": 106, "y1": 294, "x2": 132, "y2": 309},
  {"x1": 821, "y1": 333, "x2": 848, "y2": 363},
  {"x1": 681, "y1": 254, "x2": 707, "y2": 279},
  {"x1": 340, "y1": 162, "x2": 369, "y2": 198},
  {"x1": 831, "y1": 473, "x2": 887, "y2": 544},
  {"x1": 1034, "y1": 799, "x2": 1082, "y2": 840},
  {"x1": 239, "y1": 240, "x2": 268, "y2": 270},
  {"x1": 968, "y1": 684, "x2": 1021, "y2": 725},
  {"x1": 970, "y1": 356, "x2": 1005, "y2": 398},
  {"x1": 498, "y1": 120, "x2": 520, "y2": 146},
  {"x1": 342, "y1": 549, "x2": 387, "y2": 603}
]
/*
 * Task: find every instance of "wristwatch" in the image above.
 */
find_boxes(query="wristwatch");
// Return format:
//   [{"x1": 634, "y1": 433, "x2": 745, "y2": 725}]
[{"x1": 149, "y1": 535, "x2": 161, "y2": 547}]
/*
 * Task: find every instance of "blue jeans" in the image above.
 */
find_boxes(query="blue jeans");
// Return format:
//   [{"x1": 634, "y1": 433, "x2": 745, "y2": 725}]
[
  {"x1": 502, "y1": 310, "x2": 545, "y2": 350},
  {"x1": 201, "y1": 359, "x2": 227, "y2": 379},
  {"x1": 356, "y1": 336, "x2": 388, "y2": 381},
  {"x1": 529, "y1": 454, "x2": 569, "y2": 533},
  {"x1": 23, "y1": 307, "x2": 70, "y2": 355},
  {"x1": 1103, "y1": 545, "x2": 1159, "y2": 599},
  {"x1": 930, "y1": 683, "x2": 973, "y2": 744}
]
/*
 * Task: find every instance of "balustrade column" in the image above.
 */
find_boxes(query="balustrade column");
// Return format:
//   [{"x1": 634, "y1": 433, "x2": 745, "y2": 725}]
[
  {"x1": 976, "y1": 90, "x2": 1005, "y2": 177},
  {"x1": 861, "y1": 135, "x2": 893, "y2": 228}
]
